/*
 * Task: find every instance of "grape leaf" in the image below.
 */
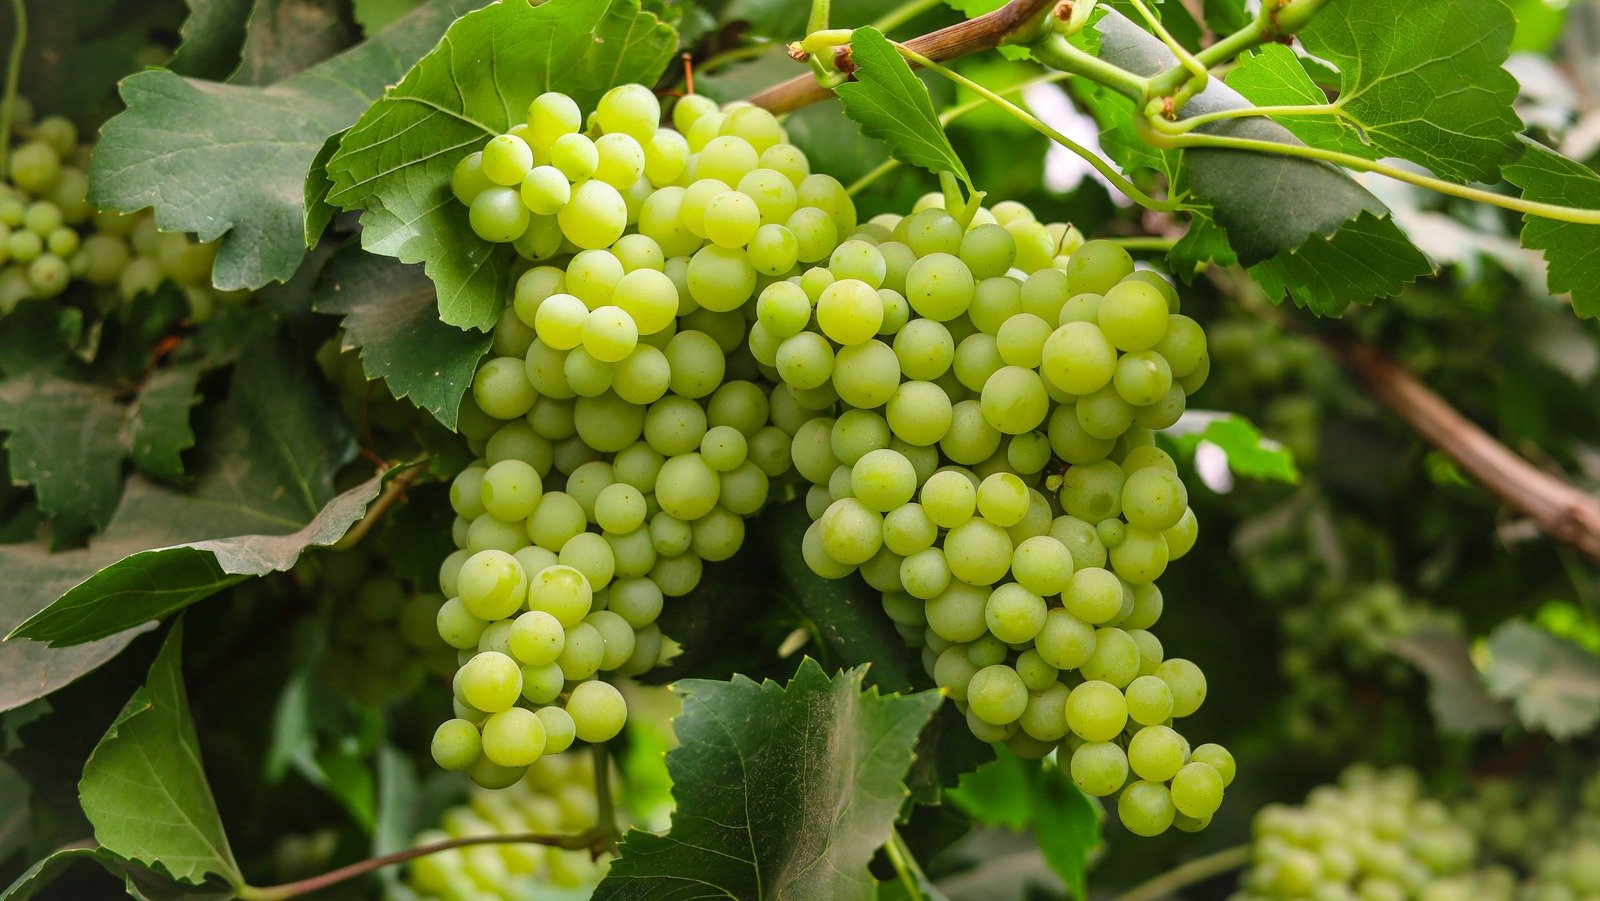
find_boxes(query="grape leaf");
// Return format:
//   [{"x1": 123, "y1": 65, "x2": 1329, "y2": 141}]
[
  {"x1": 9, "y1": 336, "x2": 367, "y2": 648},
  {"x1": 303, "y1": 131, "x2": 345, "y2": 247},
  {"x1": 89, "y1": 0, "x2": 488, "y2": 292},
  {"x1": 0, "y1": 846, "x2": 210, "y2": 901},
  {"x1": 947, "y1": 749, "x2": 1100, "y2": 899},
  {"x1": 312, "y1": 247, "x2": 491, "y2": 427},
  {"x1": 596, "y1": 660, "x2": 942, "y2": 900},
  {"x1": 1503, "y1": 138, "x2": 1600, "y2": 319},
  {"x1": 324, "y1": 0, "x2": 678, "y2": 331},
  {"x1": 1481, "y1": 620, "x2": 1600, "y2": 739},
  {"x1": 836, "y1": 27, "x2": 974, "y2": 192},
  {"x1": 234, "y1": 0, "x2": 361, "y2": 85},
  {"x1": 170, "y1": 0, "x2": 252, "y2": 80},
  {"x1": 0, "y1": 376, "x2": 126, "y2": 546},
  {"x1": 127, "y1": 365, "x2": 203, "y2": 482},
  {"x1": 79, "y1": 622, "x2": 243, "y2": 888},
  {"x1": 1248, "y1": 210, "x2": 1433, "y2": 316},
  {"x1": 1172, "y1": 415, "x2": 1299, "y2": 483},
  {"x1": 1298, "y1": 0, "x2": 1522, "y2": 183},
  {"x1": 905, "y1": 704, "x2": 995, "y2": 805},
  {"x1": 1224, "y1": 45, "x2": 1365, "y2": 154},
  {"x1": 1390, "y1": 627, "x2": 1514, "y2": 734},
  {"x1": 1087, "y1": 10, "x2": 1433, "y2": 310},
  {"x1": 768, "y1": 501, "x2": 917, "y2": 693}
]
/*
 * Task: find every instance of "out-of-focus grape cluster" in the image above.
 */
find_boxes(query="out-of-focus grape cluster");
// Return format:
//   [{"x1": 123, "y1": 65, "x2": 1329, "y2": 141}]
[{"x1": 310, "y1": 548, "x2": 455, "y2": 707}]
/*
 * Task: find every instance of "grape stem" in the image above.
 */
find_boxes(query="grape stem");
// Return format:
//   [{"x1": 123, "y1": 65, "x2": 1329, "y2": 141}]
[
  {"x1": 1112, "y1": 843, "x2": 1250, "y2": 901},
  {"x1": 232, "y1": 830, "x2": 607, "y2": 901},
  {"x1": 0, "y1": 0, "x2": 25, "y2": 181},
  {"x1": 592, "y1": 740, "x2": 624, "y2": 847},
  {"x1": 330, "y1": 461, "x2": 426, "y2": 551},
  {"x1": 892, "y1": 42, "x2": 1183, "y2": 213},
  {"x1": 749, "y1": 0, "x2": 1057, "y2": 113},
  {"x1": 884, "y1": 828, "x2": 949, "y2": 901},
  {"x1": 871, "y1": 0, "x2": 945, "y2": 34},
  {"x1": 1101, "y1": 235, "x2": 1177, "y2": 251}
]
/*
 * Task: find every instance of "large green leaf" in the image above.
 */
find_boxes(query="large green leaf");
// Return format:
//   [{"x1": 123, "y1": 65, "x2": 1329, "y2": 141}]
[
  {"x1": 1297, "y1": 0, "x2": 1521, "y2": 183},
  {"x1": 836, "y1": 27, "x2": 973, "y2": 191},
  {"x1": 324, "y1": 0, "x2": 678, "y2": 330},
  {"x1": 89, "y1": 0, "x2": 487, "y2": 291},
  {"x1": 169, "y1": 0, "x2": 252, "y2": 80},
  {"x1": 1390, "y1": 627, "x2": 1514, "y2": 734},
  {"x1": 1224, "y1": 45, "x2": 1367, "y2": 155},
  {"x1": 127, "y1": 366, "x2": 204, "y2": 483},
  {"x1": 1085, "y1": 12, "x2": 1433, "y2": 311},
  {"x1": 946, "y1": 749, "x2": 1100, "y2": 899},
  {"x1": 1503, "y1": 138, "x2": 1600, "y2": 319},
  {"x1": 79, "y1": 622, "x2": 242, "y2": 888},
  {"x1": 7, "y1": 335, "x2": 366, "y2": 649},
  {"x1": 0, "y1": 376, "x2": 126, "y2": 546},
  {"x1": 597, "y1": 660, "x2": 941, "y2": 900},
  {"x1": 1481, "y1": 620, "x2": 1600, "y2": 739},
  {"x1": 313, "y1": 247, "x2": 492, "y2": 428}
]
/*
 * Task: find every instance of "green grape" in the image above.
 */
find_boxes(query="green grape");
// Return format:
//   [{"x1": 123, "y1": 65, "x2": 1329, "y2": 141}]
[
  {"x1": 1064, "y1": 567, "x2": 1124, "y2": 625},
  {"x1": 944, "y1": 517, "x2": 1012, "y2": 585},
  {"x1": 1118, "y1": 780, "x2": 1176, "y2": 837},
  {"x1": 1109, "y1": 526, "x2": 1168, "y2": 584},
  {"x1": 995, "y1": 312, "x2": 1052, "y2": 369},
  {"x1": 9, "y1": 141, "x2": 60, "y2": 195},
  {"x1": 458, "y1": 652, "x2": 523, "y2": 713},
  {"x1": 776, "y1": 331, "x2": 835, "y2": 390},
  {"x1": 482, "y1": 133, "x2": 535, "y2": 186},
  {"x1": 697, "y1": 135, "x2": 760, "y2": 186},
  {"x1": 556, "y1": 622, "x2": 605, "y2": 679},
  {"x1": 885, "y1": 381, "x2": 953, "y2": 448},
  {"x1": 1122, "y1": 467, "x2": 1187, "y2": 532},
  {"x1": 593, "y1": 133, "x2": 645, "y2": 188},
  {"x1": 832, "y1": 339, "x2": 900, "y2": 409},
  {"x1": 700, "y1": 425, "x2": 748, "y2": 472},
  {"x1": 1066, "y1": 680, "x2": 1128, "y2": 742},
  {"x1": 1064, "y1": 239, "x2": 1133, "y2": 296},
  {"x1": 656, "y1": 453, "x2": 720, "y2": 520},
  {"x1": 431, "y1": 719, "x2": 483, "y2": 772},
  {"x1": 748, "y1": 223, "x2": 799, "y2": 275},
  {"x1": 970, "y1": 276, "x2": 1023, "y2": 335},
  {"x1": 470, "y1": 186, "x2": 530, "y2": 242},
  {"x1": 941, "y1": 400, "x2": 1003, "y2": 465},
  {"x1": 1099, "y1": 279, "x2": 1170, "y2": 352},
  {"x1": 738, "y1": 168, "x2": 799, "y2": 225},
  {"x1": 724, "y1": 106, "x2": 786, "y2": 152},
  {"x1": 816, "y1": 278, "x2": 883, "y2": 345},
  {"x1": 1170, "y1": 762, "x2": 1225, "y2": 817},
  {"x1": 1042, "y1": 322, "x2": 1116, "y2": 395},
  {"x1": 457, "y1": 550, "x2": 528, "y2": 620},
  {"x1": 481, "y1": 460, "x2": 544, "y2": 521},
  {"x1": 959, "y1": 222, "x2": 1018, "y2": 279},
  {"x1": 1189, "y1": 744, "x2": 1234, "y2": 786},
  {"x1": 1153, "y1": 314, "x2": 1206, "y2": 377},
  {"x1": 536, "y1": 707, "x2": 578, "y2": 755},
  {"x1": 904, "y1": 252, "x2": 975, "y2": 321},
  {"x1": 1124, "y1": 674, "x2": 1174, "y2": 725},
  {"x1": 1076, "y1": 385, "x2": 1135, "y2": 440},
  {"x1": 527, "y1": 91, "x2": 581, "y2": 148},
  {"x1": 686, "y1": 244, "x2": 756, "y2": 312},
  {"x1": 1156, "y1": 658, "x2": 1206, "y2": 716},
  {"x1": 481, "y1": 708, "x2": 546, "y2": 767},
  {"x1": 508, "y1": 611, "x2": 565, "y2": 666},
  {"x1": 893, "y1": 318, "x2": 955, "y2": 380},
  {"x1": 1127, "y1": 724, "x2": 1188, "y2": 782},
  {"x1": 883, "y1": 503, "x2": 938, "y2": 556},
  {"x1": 921, "y1": 469, "x2": 976, "y2": 528},
  {"x1": 787, "y1": 207, "x2": 838, "y2": 263},
  {"x1": 703, "y1": 190, "x2": 760, "y2": 248},
  {"x1": 925, "y1": 580, "x2": 988, "y2": 643},
  {"x1": 900, "y1": 547, "x2": 951, "y2": 599},
  {"x1": 976, "y1": 472, "x2": 1029, "y2": 526},
  {"x1": 1060, "y1": 460, "x2": 1125, "y2": 522},
  {"x1": 967, "y1": 664, "x2": 1029, "y2": 725},
  {"x1": 567, "y1": 680, "x2": 628, "y2": 742},
  {"x1": 850, "y1": 448, "x2": 917, "y2": 512},
  {"x1": 557, "y1": 180, "x2": 627, "y2": 249},
  {"x1": 979, "y1": 366, "x2": 1049, "y2": 435},
  {"x1": 1071, "y1": 741, "x2": 1130, "y2": 797},
  {"x1": 664, "y1": 330, "x2": 727, "y2": 398},
  {"x1": 559, "y1": 532, "x2": 616, "y2": 589},
  {"x1": 985, "y1": 582, "x2": 1047, "y2": 643}
]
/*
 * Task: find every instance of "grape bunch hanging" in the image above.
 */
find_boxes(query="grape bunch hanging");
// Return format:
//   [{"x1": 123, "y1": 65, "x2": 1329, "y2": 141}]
[{"x1": 428, "y1": 81, "x2": 1231, "y2": 837}]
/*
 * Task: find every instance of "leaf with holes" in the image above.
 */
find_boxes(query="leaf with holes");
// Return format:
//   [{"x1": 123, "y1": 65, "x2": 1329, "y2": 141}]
[{"x1": 324, "y1": 0, "x2": 678, "y2": 331}]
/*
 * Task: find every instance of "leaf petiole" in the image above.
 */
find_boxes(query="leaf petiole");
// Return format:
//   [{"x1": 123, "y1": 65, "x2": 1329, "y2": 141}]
[
  {"x1": 1125, "y1": 0, "x2": 1206, "y2": 88},
  {"x1": 1030, "y1": 32, "x2": 1149, "y2": 102},
  {"x1": 0, "y1": 0, "x2": 25, "y2": 181},
  {"x1": 1146, "y1": 125, "x2": 1600, "y2": 225},
  {"x1": 895, "y1": 41, "x2": 1184, "y2": 212},
  {"x1": 1147, "y1": 102, "x2": 1343, "y2": 134}
]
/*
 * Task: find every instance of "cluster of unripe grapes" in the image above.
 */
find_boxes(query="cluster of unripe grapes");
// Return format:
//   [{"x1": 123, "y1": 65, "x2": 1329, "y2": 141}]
[
  {"x1": 425, "y1": 81, "x2": 1230, "y2": 835},
  {"x1": 310, "y1": 549, "x2": 454, "y2": 707},
  {"x1": 405, "y1": 752, "x2": 616, "y2": 899},
  {"x1": 1238, "y1": 767, "x2": 1600, "y2": 901},
  {"x1": 766, "y1": 211, "x2": 1225, "y2": 835},
  {"x1": 0, "y1": 106, "x2": 235, "y2": 316}
]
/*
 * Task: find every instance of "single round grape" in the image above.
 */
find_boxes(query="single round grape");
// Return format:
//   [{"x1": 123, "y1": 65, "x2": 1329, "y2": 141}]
[
  {"x1": 1170, "y1": 762, "x2": 1225, "y2": 818},
  {"x1": 1076, "y1": 385, "x2": 1135, "y2": 440},
  {"x1": 1118, "y1": 780, "x2": 1176, "y2": 837},
  {"x1": 656, "y1": 453, "x2": 721, "y2": 520},
  {"x1": 925, "y1": 580, "x2": 988, "y2": 643},
  {"x1": 979, "y1": 366, "x2": 1049, "y2": 435},
  {"x1": 481, "y1": 707, "x2": 546, "y2": 767},
  {"x1": 1109, "y1": 526, "x2": 1168, "y2": 584},
  {"x1": 976, "y1": 472, "x2": 1030, "y2": 527},
  {"x1": 557, "y1": 621, "x2": 605, "y2": 680},
  {"x1": 1042, "y1": 322, "x2": 1116, "y2": 395},
  {"x1": 687, "y1": 244, "x2": 757, "y2": 312},
  {"x1": 526, "y1": 564, "x2": 593, "y2": 627},
  {"x1": 941, "y1": 400, "x2": 1003, "y2": 465},
  {"x1": 527, "y1": 91, "x2": 581, "y2": 147},
  {"x1": 1124, "y1": 674, "x2": 1175, "y2": 725},
  {"x1": 507, "y1": 610, "x2": 565, "y2": 666},
  {"x1": 560, "y1": 531, "x2": 617, "y2": 590},
  {"x1": 893, "y1": 318, "x2": 956, "y2": 381},
  {"x1": 567, "y1": 680, "x2": 628, "y2": 742},
  {"x1": 776, "y1": 332, "x2": 835, "y2": 390},
  {"x1": 482, "y1": 133, "x2": 534, "y2": 186},
  {"x1": 9, "y1": 142, "x2": 60, "y2": 195},
  {"x1": 984, "y1": 583, "x2": 1047, "y2": 643},
  {"x1": 1099, "y1": 279, "x2": 1170, "y2": 352},
  {"x1": 959, "y1": 222, "x2": 1017, "y2": 279},
  {"x1": 1060, "y1": 460, "x2": 1125, "y2": 522},
  {"x1": 1065, "y1": 240, "x2": 1134, "y2": 296},
  {"x1": 593, "y1": 133, "x2": 646, "y2": 188},
  {"x1": 596, "y1": 83, "x2": 660, "y2": 141},
  {"x1": 921, "y1": 469, "x2": 976, "y2": 529},
  {"x1": 697, "y1": 135, "x2": 760, "y2": 185},
  {"x1": 967, "y1": 664, "x2": 1028, "y2": 725},
  {"x1": 480, "y1": 460, "x2": 544, "y2": 521},
  {"x1": 1066, "y1": 680, "x2": 1128, "y2": 742},
  {"x1": 1011, "y1": 535, "x2": 1073, "y2": 596},
  {"x1": 1156, "y1": 658, "x2": 1207, "y2": 717},
  {"x1": 944, "y1": 518, "x2": 1013, "y2": 586},
  {"x1": 558, "y1": 180, "x2": 627, "y2": 249},
  {"x1": 431, "y1": 719, "x2": 482, "y2": 771},
  {"x1": 457, "y1": 651, "x2": 523, "y2": 713},
  {"x1": 831, "y1": 340, "x2": 900, "y2": 409},
  {"x1": 738, "y1": 168, "x2": 799, "y2": 224},
  {"x1": 457, "y1": 550, "x2": 528, "y2": 620},
  {"x1": 580, "y1": 305, "x2": 638, "y2": 363},
  {"x1": 1189, "y1": 744, "x2": 1234, "y2": 786},
  {"x1": 1113, "y1": 350, "x2": 1173, "y2": 407},
  {"x1": 816, "y1": 278, "x2": 883, "y2": 345},
  {"x1": 468, "y1": 186, "x2": 529, "y2": 243},
  {"x1": 904, "y1": 252, "x2": 975, "y2": 321},
  {"x1": 883, "y1": 503, "x2": 938, "y2": 556},
  {"x1": 535, "y1": 707, "x2": 578, "y2": 754},
  {"x1": 1070, "y1": 741, "x2": 1129, "y2": 797},
  {"x1": 594, "y1": 483, "x2": 647, "y2": 534},
  {"x1": 1127, "y1": 724, "x2": 1188, "y2": 782},
  {"x1": 1122, "y1": 467, "x2": 1188, "y2": 532}
]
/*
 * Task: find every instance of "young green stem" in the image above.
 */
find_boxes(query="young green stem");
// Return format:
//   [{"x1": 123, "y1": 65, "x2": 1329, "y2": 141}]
[
  {"x1": 592, "y1": 741, "x2": 622, "y2": 846},
  {"x1": 885, "y1": 828, "x2": 950, "y2": 901},
  {"x1": 894, "y1": 42, "x2": 1183, "y2": 212},
  {"x1": 1153, "y1": 102, "x2": 1341, "y2": 133},
  {"x1": 0, "y1": 0, "x2": 26, "y2": 180},
  {"x1": 235, "y1": 831, "x2": 604, "y2": 901},
  {"x1": 846, "y1": 70, "x2": 1074, "y2": 195},
  {"x1": 1149, "y1": 127, "x2": 1600, "y2": 225},
  {"x1": 1145, "y1": 10, "x2": 1274, "y2": 104},
  {"x1": 1030, "y1": 32, "x2": 1149, "y2": 102},
  {"x1": 807, "y1": 0, "x2": 832, "y2": 37},
  {"x1": 1113, "y1": 844, "x2": 1251, "y2": 901},
  {"x1": 1103, "y1": 235, "x2": 1178, "y2": 251},
  {"x1": 1126, "y1": 0, "x2": 1206, "y2": 85}
]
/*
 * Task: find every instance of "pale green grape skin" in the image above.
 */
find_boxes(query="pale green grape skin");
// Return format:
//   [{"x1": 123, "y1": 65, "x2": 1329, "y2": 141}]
[
  {"x1": 1122, "y1": 467, "x2": 1188, "y2": 532},
  {"x1": 984, "y1": 582, "x2": 1047, "y2": 643},
  {"x1": 980, "y1": 366, "x2": 1049, "y2": 435},
  {"x1": 976, "y1": 472, "x2": 1030, "y2": 526},
  {"x1": 1066, "y1": 679, "x2": 1128, "y2": 742},
  {"x1": 482, "y1": 133, "x2": 534, "y2": 186},
  {"x1": 748, "y1": 223, "x2": 800, "y2": 275},
  {"x1": 1011, "y1": 535, "x2": 1074, "y2": 596},
  {"x1": 925, "y1": 580, "x2": 989, "y2": 643},
  {"x1": 959, "y1": 222, "x2": 1017, "y2": 279},
  {"x1": 526, "y1": 563, "x2": 593, "y2": 627},
  {"x1": 967, "y1": 664, "x2": 1029, "y2": 725},
  {"x1": 704, "y1": 190, "x2": 760, "y2": 248},
  {"x1": 944, "y1": 517, "x2": 1013, "y2": 586},
  {"x1": 457, "y1": 550, "x2": 528, "y2": 621},
  {"x1": 436, "y1": 598, "x2": 488, "y2": 650},
  {"x1": 470, "y1": 187, "x2": 530, "y2": 243},
  {"x1": 1071, "y1": 741, "x2": 1129, "y2": 797},
  {"x1": 1118, "y1": 780, "x2": 1177, "y2": 837},
  {"x1": 1099, "y1": 280, "x2": 1170, "y2": 352},
  {"x1": 430, "y1": 719, "x2": 482, "y2": 771},
  {"x1": 558, "y1": 180, "x2": 627, "y2": 249},
  {"x1": 1170, "y1": 762, "x2": 1225, "y2": 818},
  {"x1": 1064, "y1": 567, "x2": 1124, "y2": 625},
  {"x1": 567, "y1": 680, "x2": 628, "y2": 742},
  {"x1": 1124, "y1": 674, "x2": 1175, "y2": 725},
  {"x1": 507, "y1": 610, "x2": 565, "y2": 666},
  {"x1": 904, "y1": 252, "x2": 975, "y2": 321},
  {"x1": 1042, "y1": 322, "x2": 1116, "y2": 395},
  {"x1": 481, "y1": 707, "x2": 546, "y2": 767},
  {"x1": 1064, "y1": 239, "x2": 1134, "y2": 296},
  {"x1": 458, "y1": 651, "x2": 523, "y2": 713},
  {"x1": 816, "y1": 278, "x2": 884, "y2": 345},
  {"x1": 1189, "y1": 743, "x2": 1235, "y2": 786},
  {"x1": 1127, "y1": 724, "x2": 1189, "y2": 782},
  {"x1": 1156, "y1": 658, "x2": 1207, "y2": 717}
]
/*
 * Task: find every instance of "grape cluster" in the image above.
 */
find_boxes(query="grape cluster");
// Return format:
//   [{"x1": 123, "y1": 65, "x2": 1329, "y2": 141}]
[
  {"x1": 0, "y1": 107, "x2": 236, "y2": 316},
  {"x1": 1455, "y1": 777, "x2": 1600, "y2": 901},
  {"x1": 764, "y1": 214, "x2": 1228, "y2": 832},
  {"x1": 405, "y1": 752, "x2": 617, "y2": 899},
  {"x1": 311, "y1": 549, "x2": 454, "y2": 706},
  {"x1": 1235, "y1": 767, "x2": 1484, "y2": 901},
  {"x1": 429, "y1": 86, "x2": 813, "y2": 788}
]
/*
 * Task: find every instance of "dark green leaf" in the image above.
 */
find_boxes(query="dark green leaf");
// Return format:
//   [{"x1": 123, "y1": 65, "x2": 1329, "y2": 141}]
[
  {"x1": 313, "y1": 247, "x2": 491, "y2": 427},
  {"x1": 836, "y1": 27, "x2": 972, "y2": 191},
  {"x1": 768, "y1": 501, "x2": 916, "y2": 693},
  {"x1": 1482, "y1": 620, "x2": 1600, "y2": 739},
  {"x1": 0, "y1": 376, "x2": 126, "y2": 545},
  {"x1": 325, "y1": 0, "x2": 678, "y2": 330},
  {"x1": 1503, "y1": 138, "x2": 1600, "y2": 319},
  {"x1": 597, "y1": 660, "x2": 941, "y2": 900},
  {"x1": 303, "y1": 130, "x2": 345, "y2": 247},
  {"x1": 1247, "y1": 210, "x2": 1432, "y2": 316},
  {"x1": 904, "y1": 704, "x2": 995, "y2": 805},
  {"x1": 1224, "y1": 45, "x2": 1363, "y2": 153},
  {"x1": 2, "y1": 847, "x2": 107, "y2": 901},
  {"x1": 1173, "y1": 415, "x2": 1299, "y2": 483},
  {"x1": 947, "y1": 749, "x2": 1100, "y2": 899},
  {"x1": 89, "y1": 0, "x2": 489, "y2": 291},
  {"x1": 1390, "y1": 627, "x2": 1515, "y2": 734},
  {"x1": 234, "y1": 0, "x2": 361, "y2": 85},
  {"x1": 80, "y1": 622, "x2": 243, "y2": 888},
  {"x1": 0, "y1": 300, "x2": 81, "y2": 378},
  {"x1": 127, "y1": 366, "x2": 203, "y2": 482},
  {"x1": 1298, "y1": 0, "x2": 1521, "y2": 183},
  {"x1": 170, "y1": 0, "x2": 251, "y2": 80}
]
